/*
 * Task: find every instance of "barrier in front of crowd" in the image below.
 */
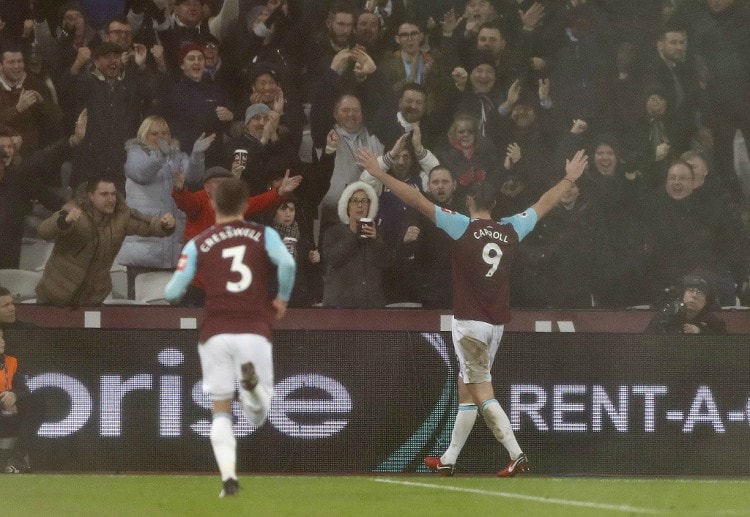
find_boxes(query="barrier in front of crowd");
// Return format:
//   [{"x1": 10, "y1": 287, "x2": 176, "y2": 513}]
[{"x1": 13, "y1": 322, "x2": 750, "y2": 476}]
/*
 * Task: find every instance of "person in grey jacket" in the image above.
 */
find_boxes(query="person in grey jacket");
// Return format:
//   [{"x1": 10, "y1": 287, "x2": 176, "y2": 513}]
[
  {"x1": 321, "y1": 181, "x2": 388, "y2": 308},
  {"x1": 116, "y1": 115, "x2": 215, "y2": 297}
]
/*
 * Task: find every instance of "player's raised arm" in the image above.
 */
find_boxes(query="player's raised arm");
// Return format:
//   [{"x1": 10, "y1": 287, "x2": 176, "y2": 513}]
[
  {"x1": 264, "y1": 226, "x2": 296, "y2": 319},
  {"x1": 356, "y1": 148, "x2": 438, "y2": 223},
  {"x1": 531, "y1": 149, "x2": 588, "y2": 220}
]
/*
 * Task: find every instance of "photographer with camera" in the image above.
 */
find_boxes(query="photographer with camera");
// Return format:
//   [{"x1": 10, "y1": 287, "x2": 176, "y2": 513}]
[{"x1": 644, "y1": 274, "x2": 727, "y2": 335}]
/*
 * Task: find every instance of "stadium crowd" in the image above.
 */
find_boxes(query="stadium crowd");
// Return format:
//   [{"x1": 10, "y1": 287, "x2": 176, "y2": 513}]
[{"x1": 0, "y1": 0, "x2": 749, "y2": 310}]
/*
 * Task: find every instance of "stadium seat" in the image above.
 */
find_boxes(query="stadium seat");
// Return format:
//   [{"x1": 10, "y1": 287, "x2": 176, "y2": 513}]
[
  {"x1": 18, "y1": 238, "x2": 54, "y2": 271},
  {"x1": 110, "y1": 264, "x2": 128, "y2": 300},
  {"x1": 0, "y1": 269, "x2": 42, "y2": 302},
  {"x1": 134, "y1": 271, "x2": 174, "y2": 305},
  {"x1": 722, "y1": 297, "x2": 750, "y2": 311}
]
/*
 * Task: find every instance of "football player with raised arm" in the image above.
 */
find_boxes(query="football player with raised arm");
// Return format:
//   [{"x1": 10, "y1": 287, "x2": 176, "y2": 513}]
[
  {"x1": 357, "y1": 147, "x2": 588, "y2": 477},
  {"x1": 165, "y1": 178, "x2": 295, "y2": 497}
]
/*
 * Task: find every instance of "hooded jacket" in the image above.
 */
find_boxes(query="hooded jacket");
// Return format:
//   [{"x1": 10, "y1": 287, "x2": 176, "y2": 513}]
[
  {"x1": 35, "y1": 185, "x2": 174, "y2": 306},
  {"x1": 116, "y1": 138, "x2": 205, "y2": 269},
  {"x1": 322, "y1": 181, "x2": 388, "y2": 308}
]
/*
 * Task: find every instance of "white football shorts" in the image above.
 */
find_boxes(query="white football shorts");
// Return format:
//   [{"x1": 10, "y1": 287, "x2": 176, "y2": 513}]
[
  {"x1": 451, "y1": 317, "x2": 504, "y2": 384},
  {"x1": 198, "y1": 333, "x2": 274, "y2": 401}
]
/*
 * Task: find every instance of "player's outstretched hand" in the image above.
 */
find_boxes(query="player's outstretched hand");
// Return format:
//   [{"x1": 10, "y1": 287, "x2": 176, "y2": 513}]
[
  {"x1": 565, "y1": 149, "x2": 588, "y2": 182},
  {"x1": 272, "y1": 298, "x2": 288, "y2": 320},
  {"x1": 355, "y1": 148, "x2": 384, "y2": 178}
]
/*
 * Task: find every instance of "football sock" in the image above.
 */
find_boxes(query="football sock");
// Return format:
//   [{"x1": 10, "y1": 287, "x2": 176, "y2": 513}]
[
  {"x1": 479, "y1": 399, "x2": 523, "y2": 459},
  {"x1": 210, "y1": 412, "x2": 237, "y2": 481},
  {"x1": 441, "y1": 403, "x2": 477, "y2": 465},
  {"x1": 240, "y1": 384, "x2": 272, "y2": 427}
]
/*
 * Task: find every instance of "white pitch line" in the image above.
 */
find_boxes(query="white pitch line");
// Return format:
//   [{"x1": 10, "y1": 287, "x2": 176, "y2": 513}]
[{"x1": 372, "y1": 478, "x2": 660, "y2": 515}]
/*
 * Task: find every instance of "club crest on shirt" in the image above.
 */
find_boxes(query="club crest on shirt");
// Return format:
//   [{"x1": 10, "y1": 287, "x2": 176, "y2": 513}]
[
  {"x1": 440, "y1": 207, "x2": 456, "y2": 214},
  {"x1": 176, "y1": 254, "x2": 188, "y2": 271}
]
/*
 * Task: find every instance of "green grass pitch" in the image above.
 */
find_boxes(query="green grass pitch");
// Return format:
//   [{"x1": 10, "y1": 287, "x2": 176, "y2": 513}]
[{"x1": 5, "y1": 474, "x2": 750, "y2": 516}]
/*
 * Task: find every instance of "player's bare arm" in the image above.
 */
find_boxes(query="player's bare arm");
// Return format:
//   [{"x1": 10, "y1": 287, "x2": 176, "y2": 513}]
[
  {"x1": 356, "y1": 148, "x2": 437, "y2": 222},
  {"x1": 531, "y1": 149, "x2": 588, "y2": 220}
]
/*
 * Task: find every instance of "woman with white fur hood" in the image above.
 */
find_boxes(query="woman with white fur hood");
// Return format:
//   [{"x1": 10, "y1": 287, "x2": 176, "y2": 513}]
[
  {"x1": 321, "y1": 181, "x2": 389, "y2": 308},
  {"x1": 116, "y1": 115, "x2": 215, "y2": 298}
]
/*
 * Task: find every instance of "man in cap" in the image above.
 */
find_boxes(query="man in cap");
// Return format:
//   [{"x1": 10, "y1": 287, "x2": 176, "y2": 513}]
[
  {"x1": 645, "y1": 274, "x2": 728, "y2": 335},
  {"x1": 64, "y1": 40, "x2": 164, "y2": 191}
]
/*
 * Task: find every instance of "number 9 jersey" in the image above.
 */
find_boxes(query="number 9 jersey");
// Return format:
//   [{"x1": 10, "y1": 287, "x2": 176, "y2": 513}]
[{"x1": 435, "y1": 206, "x2": 538, "y2": 324}]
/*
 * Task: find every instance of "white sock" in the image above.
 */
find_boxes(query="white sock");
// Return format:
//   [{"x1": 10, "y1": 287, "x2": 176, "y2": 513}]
[
  {"x1": 440, "y1": 403, "x2": 477, "y2": 465},
  {"x1": 210, "y1": 413, "x2": 237, "y2": 481},
  {"x1": 480, "y1": 399, "x2": 523, "y2": 459},
  {"x1": 239, "y1": 384, "x2": 271, "y2": 427}
]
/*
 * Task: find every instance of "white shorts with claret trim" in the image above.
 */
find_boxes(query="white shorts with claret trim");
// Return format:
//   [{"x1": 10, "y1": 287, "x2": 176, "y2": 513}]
[
  {"x1": 198, "y1": 333, "x2": 274, "y2": 401},
  {"x1": 451, "y1": 317, "x2": 504, "y2": 384}
]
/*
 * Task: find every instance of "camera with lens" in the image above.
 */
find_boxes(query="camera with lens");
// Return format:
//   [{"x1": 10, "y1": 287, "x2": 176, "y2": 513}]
[
  {"x1": 657, "y1": 286, "x2": 687, "y2": 325},
  {"x1": 663, "y1": 298, "x2": 687, "y2": 322}
]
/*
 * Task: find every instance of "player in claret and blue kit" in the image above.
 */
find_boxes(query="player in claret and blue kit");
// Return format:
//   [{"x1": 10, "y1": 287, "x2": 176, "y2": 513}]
[
  {"x1": 357, "y1": 148, "x2": 588, "y2": 477},
  {"x1": 165, "y1": 178, "x2": 295, "y2": 497}
]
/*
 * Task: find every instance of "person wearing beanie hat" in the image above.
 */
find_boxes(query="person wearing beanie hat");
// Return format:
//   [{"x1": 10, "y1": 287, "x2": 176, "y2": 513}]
[
  {"x1": 452, "y1": 49, "x2": 504, "y2": 141},
  {"x1": 160, "y1": 38, "x2": 234, "y2": 169},
  {"x1": 227, "y1": 99, "x2": 298, "y2": 196},
  {"x1": 156, "y1": 0, "x2": 239, "y2": 77},
  {"x1": 321, "y1": 181, "x2": 388, "y2": 308},
  {"x1": 645, "y1": 273, "x2": 727, "y2": 335},
  {"x1": 244, "y1": 103, "x2": 270, "y2": 125}
]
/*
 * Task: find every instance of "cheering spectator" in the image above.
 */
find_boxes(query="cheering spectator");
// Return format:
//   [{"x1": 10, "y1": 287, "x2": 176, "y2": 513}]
[
  {"x1": 640, "y1": 160, "x2": 748, "y2": 306},
  {"x1": 171, "y1": 165, "x2": 301, "y2": 305},
  {"x1": 434, "y1": 112, "x2": 502, "y2": 207},
  {"x1": 155, "y1": 0, "x2": 239, "y2": 75},
  {"x1": 62, "y1": 41, "x2": 164, "y2": 191},
  {"x1": 379, "y1": 20, "x2": 449, "y2": 122},
  {"x1": 0, "y1": 112, "x2": 86, "y2": 269},
  {"x1": 160, "y1": 43, "x2": 234, "y2": 168},
  {"x1": 396, "y1": 165, "x2": 461, "y2": 308},
  {"x1": 116, "y1": 116, "x2": 214, "y2": 298},
  {"x1": 0, "y1": 44, "x2": 63, "y2": 157},
  {"x1": 35, "y1": 178, "x2": 176, "y2": 307}
]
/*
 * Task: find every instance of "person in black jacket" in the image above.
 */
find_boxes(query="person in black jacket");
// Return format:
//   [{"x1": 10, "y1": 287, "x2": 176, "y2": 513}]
[
  {"x1": 0, "y1": 113, "x2": 86, "y2": 269},
  {"x1": 644, "y1": 273, "x2": 728, "y2": 335}
]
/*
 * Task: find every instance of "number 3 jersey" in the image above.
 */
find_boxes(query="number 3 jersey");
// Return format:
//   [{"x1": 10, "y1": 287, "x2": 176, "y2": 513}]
[
  {"x1": 435, "y1": 207, "x2": 538, "y2": 324},
  {"x1": 165, "y1": 220, "x2": 296, "y2": 342}
]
